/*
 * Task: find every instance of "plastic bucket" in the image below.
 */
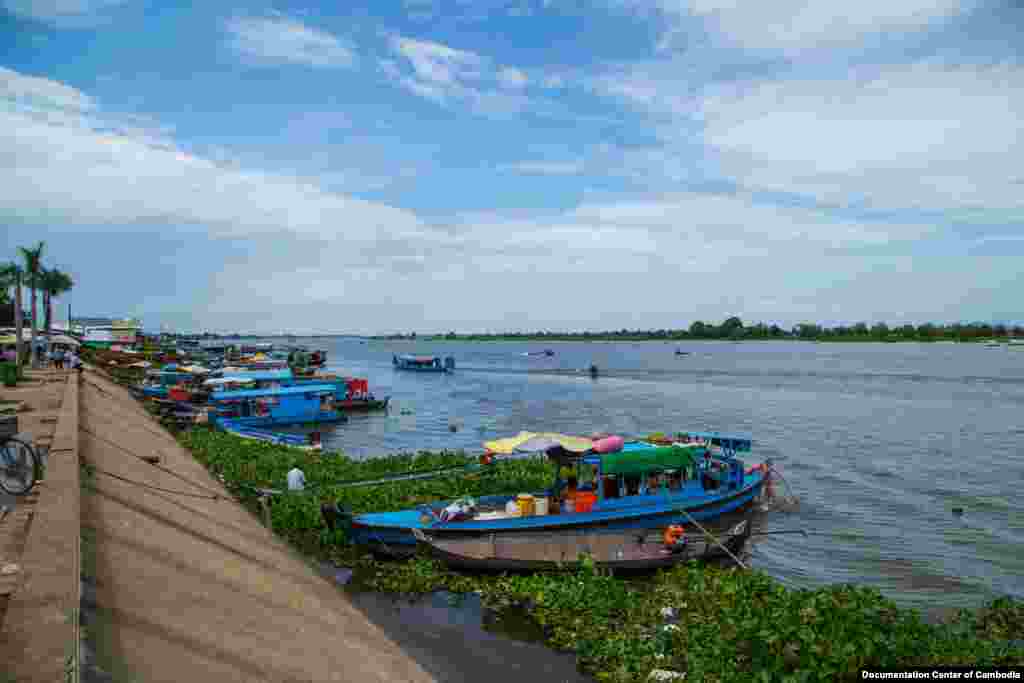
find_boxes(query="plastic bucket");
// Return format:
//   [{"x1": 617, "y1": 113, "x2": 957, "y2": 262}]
[
  {"x1": 516, "y1": 494, "x2": 535, "y2": 516},
  {"x1": 576, "y1": 492, "x2": 597, "y2": 513},
  {"x1": 534, "y1": 496, "x2": 549, "y2": 516}
]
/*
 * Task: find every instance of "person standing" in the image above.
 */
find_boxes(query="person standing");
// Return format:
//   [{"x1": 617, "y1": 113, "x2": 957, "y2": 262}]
[{"x1": 287, "y1": 464, "x2": 306, "y2": 492}]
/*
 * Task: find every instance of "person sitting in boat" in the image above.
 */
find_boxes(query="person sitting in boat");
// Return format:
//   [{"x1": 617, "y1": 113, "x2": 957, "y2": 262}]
[
  {"x1": 602, "y1": 474, "x2": 619, "y2": 499},
  {"x1": 647, "y1": 473, "x2": 662, "y2": 495},
  {"x1": 667, "y1": 470, "x2": 683, "y2": 491},
  {"x1": 561, "y1": 475, "x2": 579, "y2": 509},
  {"x1": 701, "y1": 451, "x2": 718, "y2": 490}
]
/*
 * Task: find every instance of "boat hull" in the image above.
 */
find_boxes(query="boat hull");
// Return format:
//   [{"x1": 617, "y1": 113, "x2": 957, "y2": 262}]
[
  {"x1": 414, "y1": 518, "x2": 751, "y2": 572},
  {"x1": 393, "y1": 365, "x2": 451, "y2": 373},
  {"x1": 337, "y1": 397, "x2": 390, "y2": 411},
  {"x1": 216, "y1": 412, "x2": 347, "y2": 428},
  {"x1": 351, "y1": 476, "x2": 765, "y2": 553}
]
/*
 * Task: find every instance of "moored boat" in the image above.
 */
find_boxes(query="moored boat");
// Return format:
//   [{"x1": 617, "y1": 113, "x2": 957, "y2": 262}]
[
  {"x1": 393, "y1": 354, "x2": 455, "y2": 373},
  {"x1": 347, "y1": 431, "x2": 767, "y2": 555},
  {"x1": 219, "y1": 418, "x2": 322, "y2": 451},
  {"x1": 412, "y1": 516, "x2": 751, "y2": 571},
  {"x1": 207, "y1": 383, "x2": 349, "y2": 427}
]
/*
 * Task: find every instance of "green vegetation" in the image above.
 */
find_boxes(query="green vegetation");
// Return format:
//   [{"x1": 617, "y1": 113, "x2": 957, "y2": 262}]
[
  {"x1": 178, "y1": 429, "x2": 1024, "y2": 682},
  {"x1": 376, "y1": 317, "x2": 1024, "y2": 343}
]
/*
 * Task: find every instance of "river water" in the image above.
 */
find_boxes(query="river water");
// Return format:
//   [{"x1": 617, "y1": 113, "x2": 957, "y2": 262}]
[{"x1": 299, "y1": 338, "x2": 1023, "y2": 612}]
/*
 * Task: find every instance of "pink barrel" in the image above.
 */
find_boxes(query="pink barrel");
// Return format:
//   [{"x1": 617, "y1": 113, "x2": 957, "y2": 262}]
[{"x1": 592, "y1": 435, "x2": 624, "y2": 453}]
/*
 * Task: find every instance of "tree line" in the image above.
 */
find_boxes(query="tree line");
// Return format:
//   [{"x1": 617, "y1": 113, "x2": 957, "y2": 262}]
[
  {"x1": 379, "y1": 316, "x2": 1023, "y2": 342},
  {"x1": 1, "y1": 241, "x2": 76, "y2": 366}
]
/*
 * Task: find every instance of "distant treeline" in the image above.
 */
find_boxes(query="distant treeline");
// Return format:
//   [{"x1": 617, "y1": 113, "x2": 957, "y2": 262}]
[{"x1": 377, "y1": 317, "x2": 1024, "y2": 342}]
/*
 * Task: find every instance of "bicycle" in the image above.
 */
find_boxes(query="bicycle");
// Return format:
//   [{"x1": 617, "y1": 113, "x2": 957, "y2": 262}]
[{"x1": 0, "y1": 435, "x2": 39, "y2": 496}]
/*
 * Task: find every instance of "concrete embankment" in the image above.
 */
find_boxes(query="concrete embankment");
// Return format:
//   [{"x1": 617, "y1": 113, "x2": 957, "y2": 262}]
[
  {"x1": 0, "y1": 369, "x2": 81, "y2": 682},
  {"x1": 2, "y1": 367, "x2": 438, "y2": 682}
]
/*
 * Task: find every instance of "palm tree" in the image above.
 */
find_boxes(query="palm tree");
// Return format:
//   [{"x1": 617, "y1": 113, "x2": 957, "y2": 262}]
[
  {"x1": 40, "y1": 268, "x2": 74, "y2": 337},
  {"x1": 19, "y1": 241, "x2": 45, "y2": 367},
  {"x1": 1, "y1": 262, "x2": 25, "y2": 365}
]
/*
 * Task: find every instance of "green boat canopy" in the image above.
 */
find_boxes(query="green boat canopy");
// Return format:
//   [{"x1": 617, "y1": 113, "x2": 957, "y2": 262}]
[{"x1": 598, "y1": 445, "x2": 702, "y2": 476}]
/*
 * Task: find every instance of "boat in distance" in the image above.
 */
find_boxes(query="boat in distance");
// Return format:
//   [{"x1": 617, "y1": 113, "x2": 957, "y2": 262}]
[{"x1": 393, "y1": 354, "x2": 456, "y2": 373}]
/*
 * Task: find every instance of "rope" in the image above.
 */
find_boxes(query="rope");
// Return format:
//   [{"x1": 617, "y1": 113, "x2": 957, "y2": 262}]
[
  {"x1": 79, "y1": 426, "x2": 225, "y2": 499},
  {"x1": 81, "y1": 403, "x2": 178, "y2": 443},
  {"x1": 88, "y1": 467, "x2": 221, "y2": 500},
  {"x1": 766, "y1": 464, "x2": 801, "y2": 509},
  {"x1": 678, "y1": 507, "x2": 749, "y2": 570}
]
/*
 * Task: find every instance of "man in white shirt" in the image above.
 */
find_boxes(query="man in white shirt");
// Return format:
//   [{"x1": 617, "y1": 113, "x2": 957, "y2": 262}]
[{"x1": 287, "y1": 465, "x2": 306, "y2": 491}]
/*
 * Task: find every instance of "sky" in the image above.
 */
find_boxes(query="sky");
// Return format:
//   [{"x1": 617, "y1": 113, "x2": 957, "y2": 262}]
[{"x1": 1, "y1": 0, "x2": 1022, "y2": 334}]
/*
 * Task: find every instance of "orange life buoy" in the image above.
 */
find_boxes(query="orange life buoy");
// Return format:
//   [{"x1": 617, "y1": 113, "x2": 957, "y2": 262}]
[{"x1": 663, "y1": 524, "x2": 685, "y2": 546}]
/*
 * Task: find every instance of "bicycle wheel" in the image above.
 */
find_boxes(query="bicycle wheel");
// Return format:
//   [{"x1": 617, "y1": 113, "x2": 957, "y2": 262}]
[{"x1": 0, "y1": 436, "x2": 37, "y2": 495}]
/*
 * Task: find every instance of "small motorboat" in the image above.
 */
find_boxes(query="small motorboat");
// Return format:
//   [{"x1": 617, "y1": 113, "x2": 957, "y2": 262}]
[
  {"x1": 674, "y1": 349, "x2": 689, "y2": 356},
  {"x1": 412, "y1": 517, "x2": 752, "y2": 572},
  {"x1": 393, "y1": 354, "x2": 456, "y2": 373},
  {"x1": 337, "y1": 396, "x2": 390, "y2": 412}
]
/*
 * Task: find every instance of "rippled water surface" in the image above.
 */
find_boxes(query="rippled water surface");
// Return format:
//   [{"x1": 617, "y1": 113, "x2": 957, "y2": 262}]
[{"x1": 301, "y1": 339, "x2": 1023, "y2": 611}]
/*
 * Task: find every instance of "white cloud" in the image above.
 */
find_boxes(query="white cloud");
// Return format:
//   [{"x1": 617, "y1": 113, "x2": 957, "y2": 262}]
[
  {"x1": 385, "y1": 35, "x2": 555, "y2": 113},
  {"x1": 0, "y1": 66, "x2": 94, "y2": 112},
  {"x1": 387, "y1": 36, "x2": 484, "y2": 102},
  {"x1": 698, "y1": 60, "x2": 1024, "y2": 210},
  {"x1": 498, "y1": 160, "x2": 583, "y2": 175},
  {"x1": 3, "y1": 67, "x2": 1016, "y2": 332},
  {"x1": 0, "y1": 67, "x2": 418, "y2": 241},
  {"x1": 2, "y1": 0, "x2": 127, "y2": 26},
  {"x1": 497, "y1": 66, "x2": 529, "y2": 89},
  {"x1": 647, "y1": 0, "x2": 971, "y2": 54},
  {"x1": 225, "y1": 15, "x2": 356, "y2": 69}
]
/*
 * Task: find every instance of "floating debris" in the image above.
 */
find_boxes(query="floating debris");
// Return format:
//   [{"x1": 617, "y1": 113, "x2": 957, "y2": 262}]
[{"x1": 952, "y1": 507, "x2": 964, "y2": 517}]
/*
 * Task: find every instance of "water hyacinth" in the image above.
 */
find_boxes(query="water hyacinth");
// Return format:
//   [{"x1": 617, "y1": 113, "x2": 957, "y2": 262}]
[{"x1": 177, "y1": 429, "x2": 1024, "y2": 682}]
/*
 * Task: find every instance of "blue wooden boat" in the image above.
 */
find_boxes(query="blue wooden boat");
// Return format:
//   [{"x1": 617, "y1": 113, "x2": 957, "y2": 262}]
[
  {"x1": 393, "y1": 354, "x2": 455, "y2": 373},
  {"x1": 347, "y1": 432, "x2": 766, "y2": 555},
  {"x1": 207, "y1": 383, "x2": 349, "y2": 427},
  {"x1": 218, "y1": 418, "x2": 322, "y2": 451},
  {"x1": 134, "y1": 367, "x2": 203, "y2": 398}
]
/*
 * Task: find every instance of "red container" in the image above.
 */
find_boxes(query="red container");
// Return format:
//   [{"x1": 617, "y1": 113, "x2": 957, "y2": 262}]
[
  {"x1": 168, "y1": 387, "x2": 191, "y2": 402},
  {"x1": 575, "y1": 492, "x2": 597, "y2": 513}
]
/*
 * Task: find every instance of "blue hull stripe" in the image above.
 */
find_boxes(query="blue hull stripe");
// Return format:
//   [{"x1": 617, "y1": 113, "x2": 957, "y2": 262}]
[{"x1": 352, "y1": 478, "x2": 763, "y2": 548}]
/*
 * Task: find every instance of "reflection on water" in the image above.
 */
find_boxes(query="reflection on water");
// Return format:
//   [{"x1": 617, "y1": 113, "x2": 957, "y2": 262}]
[{"x1": 292, "y1": 339, "x2": 1024, "y2": 611}]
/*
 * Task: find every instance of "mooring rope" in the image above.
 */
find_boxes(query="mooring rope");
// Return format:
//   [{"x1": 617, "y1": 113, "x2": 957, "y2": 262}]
[
  {"x1": 79, "y1": 426, "x2": 225, "y2": 499},
  {"x1": 89, "y1": 467, "x2": 221, "y2": 500},
  {"x1": 678, "y1": 507, "x2": 749, "y2": 570}
]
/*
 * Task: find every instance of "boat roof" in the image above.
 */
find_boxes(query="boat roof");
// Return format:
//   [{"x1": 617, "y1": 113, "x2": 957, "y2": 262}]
[
  {"x1": 212, "y1": 369, "x2": 293, "y2": 381},
  {"x1": 484, "y1": 431, "x2": 595, "y2": 454},
  {"x1": 397, "y1": 354, "x2": 439, "y2": 363},
  {"x1": 585, "y1": 444, "x2": 703, "y2": 476},
  {"x1": 208, "y1": 383, "x2": 339, "y2": 400},
  {"x1": 679, "y1": 431, "x2": 752, "y2": 452}
]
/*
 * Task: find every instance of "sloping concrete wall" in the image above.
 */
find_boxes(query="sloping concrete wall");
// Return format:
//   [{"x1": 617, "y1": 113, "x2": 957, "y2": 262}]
[{"x1": 76, "y1": 371, "x2": 435, "y2": 683}]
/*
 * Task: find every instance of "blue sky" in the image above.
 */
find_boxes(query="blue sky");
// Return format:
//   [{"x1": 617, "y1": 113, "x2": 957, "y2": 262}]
[{"x1": 2, "y1": 0, "x2": 1022, "y2": 334}]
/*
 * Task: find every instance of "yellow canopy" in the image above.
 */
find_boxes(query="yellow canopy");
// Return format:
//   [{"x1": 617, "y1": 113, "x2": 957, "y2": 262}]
[{"x1": 483, "y1": 431, "x2": 595, "y2": 454}]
